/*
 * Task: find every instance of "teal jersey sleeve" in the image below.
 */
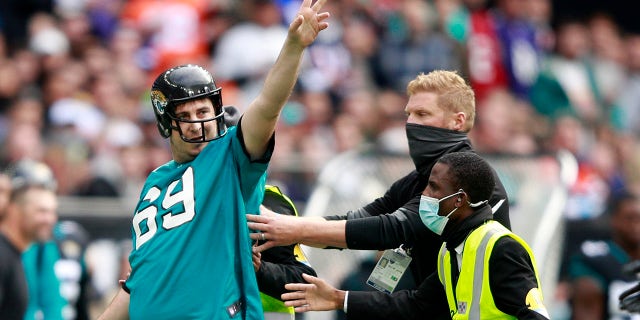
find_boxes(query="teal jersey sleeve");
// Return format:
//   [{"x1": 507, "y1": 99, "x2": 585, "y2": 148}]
[
  {"x1": 229, "y1": 122, "x2": 272, "y2": 213},
  {"x1": 127, "y1": 126, "x2": 270, "y2": 319}
]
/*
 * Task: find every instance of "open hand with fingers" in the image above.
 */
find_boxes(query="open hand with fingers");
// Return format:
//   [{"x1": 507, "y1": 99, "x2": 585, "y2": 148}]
[
  {"x1": 248, "y1": 204, "x2": 348, "y2": 251},
  {"x1": 281, "y1": 273, "x2": 346, "y2": 312},
  {"x1": 247, "y1": 206, "x2": 303, "y2": 252},
  {"x1": 288, "y1": 0, "x2": 331, "y2": 48}
]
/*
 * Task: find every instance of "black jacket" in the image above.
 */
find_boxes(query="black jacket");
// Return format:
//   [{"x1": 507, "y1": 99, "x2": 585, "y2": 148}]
[
  {"x1": 0, "y1": 233, "x2": 28, "y2": 320},
  {"x1": 255, "y1": 241, "x2": 317, "y2": 299},
  {"x1": 326, "y1": 147, "x2": 510, "y2": 287},
  {"x1": 345, "y1": 206, "x2": 547, "y2": 320}
]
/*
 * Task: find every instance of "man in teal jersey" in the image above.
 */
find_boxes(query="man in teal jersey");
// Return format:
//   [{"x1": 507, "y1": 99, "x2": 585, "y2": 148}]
[{"x1": 97, "y1": 1, "x2": 330, "y2": 319}]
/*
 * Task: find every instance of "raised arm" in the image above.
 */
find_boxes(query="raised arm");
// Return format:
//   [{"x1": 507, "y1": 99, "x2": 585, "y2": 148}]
[{"x1": 241, "y1": 0, "x2": 329, "y2": 159}]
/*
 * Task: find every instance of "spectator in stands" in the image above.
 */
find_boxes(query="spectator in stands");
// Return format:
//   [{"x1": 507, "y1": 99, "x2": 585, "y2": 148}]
[
  {"x1": 441, "y1": 0, "x2": 509, "y2": 102},
  {"x1": 587, "y1": 13, "x2": 627, "y2": 123},
  {"x1": 615, "y1": 32, "x2": 640, "y2": 137},
  {"x1": 568, "y1": 191, "x2": 640, "y2": 320},
  {"x1": 370, "y1": 0, "x2": 464, "y2": 93},
  {"x1": 470, "y1": 88, "x2": 540, "y2": 155},
  {"x1": 119, "y1": 0, "x2": 211, "y2": 79},
  {"x1": 529, "y1": 17, "x2": 607, "y2": 127},
  {"x1": 0, "y1": 171, "x2": 9, "y2": 220},
  {"x1": 492, "y1": 0, "x2": 543, "y2": 100},
  {"x1": 524, "y1": 0, "x2": 554, "y2": 53},
  {"x1": 212, "y1": 0, "x2": 289, "y2": 109},
  {"x1": 0, "y1": 0, "x2": 53, "y2": 50}
]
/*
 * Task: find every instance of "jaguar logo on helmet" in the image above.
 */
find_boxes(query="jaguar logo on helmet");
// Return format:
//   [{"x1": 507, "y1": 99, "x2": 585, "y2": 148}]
[{"x1": 151, "y1": 90, "x2": 167, "y2": 115}]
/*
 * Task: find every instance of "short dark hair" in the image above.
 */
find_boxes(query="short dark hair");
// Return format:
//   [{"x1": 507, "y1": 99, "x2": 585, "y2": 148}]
[{"x1": 436, "y1": 152, "x2": 494, "y2": 204}]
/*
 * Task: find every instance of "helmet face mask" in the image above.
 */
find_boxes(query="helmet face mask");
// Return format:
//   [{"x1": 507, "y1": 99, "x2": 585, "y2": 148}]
[
  {"x1": 168, "y1": 106, "x2": 225, "y2": 143},
  {"x1": 151, "y1": 64, "x2": 227, "y2": 143}
]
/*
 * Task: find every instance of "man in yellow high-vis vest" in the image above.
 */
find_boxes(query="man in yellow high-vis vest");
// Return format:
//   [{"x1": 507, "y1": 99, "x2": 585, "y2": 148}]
[
  {"x1": 255, "y1": 185, "x2": 316, "y2": 320},
  {"x1": 280, "y1": 152, "x2": 550, "y2": 320}
]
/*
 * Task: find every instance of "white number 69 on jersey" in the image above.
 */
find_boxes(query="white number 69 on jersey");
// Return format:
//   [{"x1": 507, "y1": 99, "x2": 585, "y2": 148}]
[{"x1": 132, "y1": 167, "x2": 196, "y2": 249}]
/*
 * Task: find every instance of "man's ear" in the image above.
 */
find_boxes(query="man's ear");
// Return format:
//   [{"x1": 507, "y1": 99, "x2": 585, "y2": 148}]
[
  {"x1": 452, "y1": 111, "x2": 466, "y2": 131},
  {"x1": 455, "y1": 192, "x2": 467, "y2": 207},
  {"x1": 454, "y1": 195, "x2": 462, "y2": 208}
]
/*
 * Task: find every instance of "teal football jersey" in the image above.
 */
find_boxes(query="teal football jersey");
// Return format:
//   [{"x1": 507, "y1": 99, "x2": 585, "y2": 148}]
[
  {"x1": 22, "y1": 242, "x2": 67, "y2": 320},
  {"x1": 127, "y1": 127, "x2": 268, "y2": 319}
]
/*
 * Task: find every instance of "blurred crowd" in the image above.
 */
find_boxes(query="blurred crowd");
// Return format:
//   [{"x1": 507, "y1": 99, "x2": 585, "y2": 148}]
[
  {"x1": 1, "y1": 0, "x2": 639, "y2": 204},
  {"x1": 0, "y1": 0, "x2": 639, "y2": 205},
  {"x1": 2, "y1": 0, "x2": 640, "y2": 317}
]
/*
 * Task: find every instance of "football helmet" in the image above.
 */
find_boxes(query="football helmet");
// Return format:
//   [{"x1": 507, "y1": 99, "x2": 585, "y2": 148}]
[{"x1": 150, "y1": 64, "x2": 227, "y2": 142}]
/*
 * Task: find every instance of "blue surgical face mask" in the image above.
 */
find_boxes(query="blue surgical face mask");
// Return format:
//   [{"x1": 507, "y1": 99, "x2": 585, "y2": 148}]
[{"x1": 419, "y1": 191, "x2": 463, "y2": 235}]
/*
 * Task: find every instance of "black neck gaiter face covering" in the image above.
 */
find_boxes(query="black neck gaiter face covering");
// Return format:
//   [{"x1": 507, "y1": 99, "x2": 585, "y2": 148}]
[{"x1": 406, "y1": 123, "x2": 473, "y2": 177}]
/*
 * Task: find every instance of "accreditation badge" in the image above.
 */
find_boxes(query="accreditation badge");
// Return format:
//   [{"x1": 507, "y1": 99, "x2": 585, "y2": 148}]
[{"x1": 366, "y1": 247, "x2": 412, "y2": 293}]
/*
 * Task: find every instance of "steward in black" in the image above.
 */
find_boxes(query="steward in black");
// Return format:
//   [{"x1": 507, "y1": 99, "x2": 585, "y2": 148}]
[
  {"x1": 325, "y1": 124, "x2": 510, "y2": 287},
  {"x1": 346, "y1": 205, "x2": 545, "y2": 320}
]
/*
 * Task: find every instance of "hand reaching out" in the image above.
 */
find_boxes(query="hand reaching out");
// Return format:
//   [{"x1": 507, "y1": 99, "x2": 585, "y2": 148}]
[
  {"x1": 247, "y1": 206, "x2": 302, "y2": 252},
  {"x1": 281, "y1": 273, "x2": 345, "y2": 312},
  {"x1": 247, "y1": 204, "x2": 347, "y2": 251}
]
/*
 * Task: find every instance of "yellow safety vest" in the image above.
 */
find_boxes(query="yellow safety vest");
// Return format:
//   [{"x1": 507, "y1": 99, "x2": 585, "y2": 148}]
[
  {"x1": 260, "y1": 185, "x2": 312, "y2": 319},
  {"x1": 437, "y1": 221, "x2": 544, "y2": 320},
  {"x1": 261, "y1": 293, "x2": 294, "y2": 318}
]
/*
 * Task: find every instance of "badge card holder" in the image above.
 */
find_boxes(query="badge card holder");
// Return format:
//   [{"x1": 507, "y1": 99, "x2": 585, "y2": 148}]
[{"x1": 366, "y1": 246, "x2": 412, "y2": 294}]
